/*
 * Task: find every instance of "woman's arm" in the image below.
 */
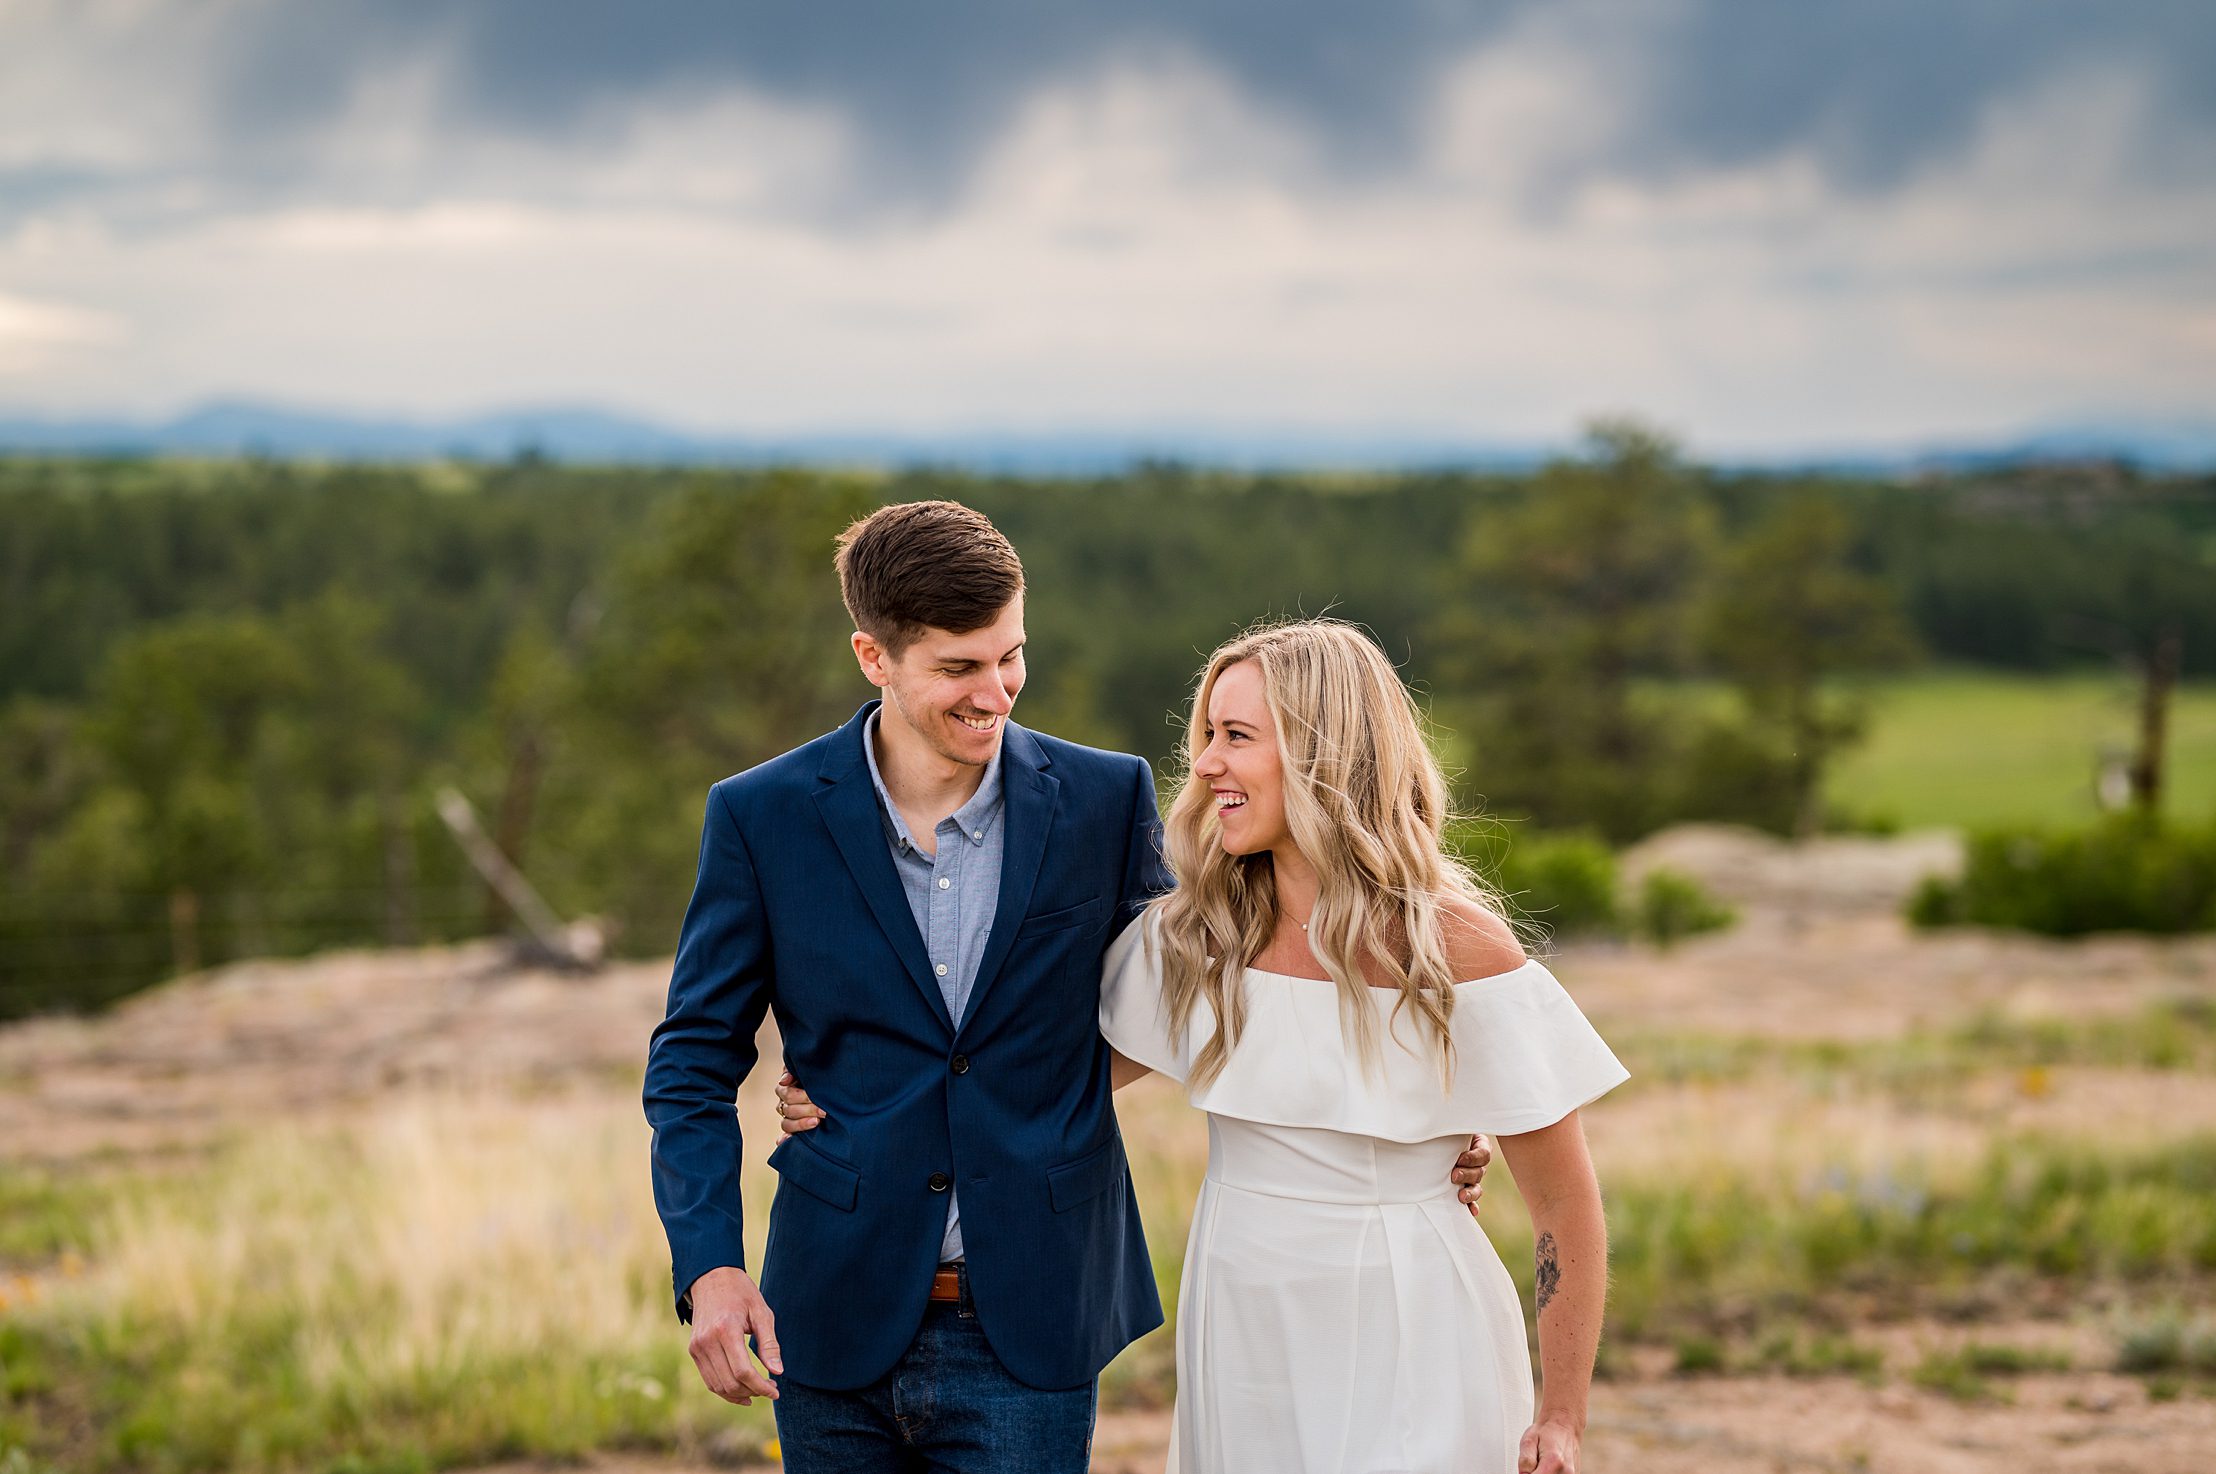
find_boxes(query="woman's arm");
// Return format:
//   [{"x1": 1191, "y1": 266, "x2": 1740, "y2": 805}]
[{"x1": 1495, "y1": 1108, "x2": 1607, "y2": 1474}]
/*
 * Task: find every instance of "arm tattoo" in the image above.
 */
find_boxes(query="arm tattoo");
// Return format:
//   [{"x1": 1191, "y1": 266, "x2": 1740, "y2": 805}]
[{"x1": 1534, "y1": 1231, "x2": 1561, "y2": 1315}]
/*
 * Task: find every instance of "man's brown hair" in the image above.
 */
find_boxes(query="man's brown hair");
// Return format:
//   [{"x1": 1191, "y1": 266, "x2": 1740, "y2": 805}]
[{"x1": 834, "y1": 500, "x2": 1026, "y2": 656}]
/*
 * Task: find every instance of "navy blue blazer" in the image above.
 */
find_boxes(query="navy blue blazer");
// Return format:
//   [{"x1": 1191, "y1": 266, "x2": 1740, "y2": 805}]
[{"x1": 644, "y1": 701, "x2": 1172, "y2": 1391}]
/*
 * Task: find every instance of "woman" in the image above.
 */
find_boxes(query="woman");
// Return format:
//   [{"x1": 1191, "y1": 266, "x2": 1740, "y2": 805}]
[{"x1": 788, "y1": 620, "x2": 1625, "y2": 1473}]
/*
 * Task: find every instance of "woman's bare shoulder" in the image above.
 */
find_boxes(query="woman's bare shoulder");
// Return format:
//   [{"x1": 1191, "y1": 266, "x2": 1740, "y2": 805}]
[{"x1": 1438, "y1": 894, "x2": 1529, "y2": 982}]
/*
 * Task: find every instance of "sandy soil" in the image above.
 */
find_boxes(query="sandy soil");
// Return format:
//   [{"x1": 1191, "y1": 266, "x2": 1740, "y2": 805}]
[
  {"x1": 5, "y1": 824, "x2": 2214, "y2": 1472},
  {"x1": 1091, "y1": 1369, "x2": 2216, "y2": 1474},
  {"x1": 0, "y1": 940, "x2": 683, "y2": 1163},
  {"x1": 447, "y1": 1368, "x2": 2216, "y2": 1474}
]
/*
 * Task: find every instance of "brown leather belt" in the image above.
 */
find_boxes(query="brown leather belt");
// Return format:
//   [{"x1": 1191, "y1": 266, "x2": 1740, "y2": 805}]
[{"x1": 928, "y1": 1267, "x2": 962, "y2": 1304}]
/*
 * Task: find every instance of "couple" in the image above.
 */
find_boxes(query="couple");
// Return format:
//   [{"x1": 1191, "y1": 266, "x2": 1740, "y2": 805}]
[{"x1": 643, "y1": 500, "x2": 1627, "y2": 1474}]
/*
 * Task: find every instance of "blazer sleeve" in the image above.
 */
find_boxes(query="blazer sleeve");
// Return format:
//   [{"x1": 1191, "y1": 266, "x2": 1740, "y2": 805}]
[
  {"x1": 1115, "y1": 755, "x2": 1173, "y2": 930},
  {"x1": 643, "y1": 783, "x2": 776, "y2": 1323}
]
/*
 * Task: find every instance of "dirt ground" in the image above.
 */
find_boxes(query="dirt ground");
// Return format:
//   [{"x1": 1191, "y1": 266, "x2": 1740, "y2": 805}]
[
  {"x1": 446, "y1": 1370, "x2": 2216, "y2": 1474},
  {"x1": 6, "y1": 823, "x2": 2215, "y2": 1472},
  {"x1": 1090, "y1": 1377, "x2": 2216, "y2": 1474}
]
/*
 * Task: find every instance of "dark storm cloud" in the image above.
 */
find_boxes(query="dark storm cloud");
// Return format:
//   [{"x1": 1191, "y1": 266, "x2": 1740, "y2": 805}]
[
  {"x1": 1621, "y1": 0, "x2": 2216, "y2": 190},
  {"x1": 206, "y1": 0, "x2": 1526, "y2": 202},
  {"x1": 27, "y1": 0, "x2": 2216, "y2": 218}
]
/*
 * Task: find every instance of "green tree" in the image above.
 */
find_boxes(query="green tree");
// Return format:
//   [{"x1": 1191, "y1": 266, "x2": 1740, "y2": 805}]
[
  {"x1": 73, "y1": 614, "x2": 307, "y2": 974},
  {"x1": 1437, "y1": 420, "x2": 1716, "y2": 841},
  {"x1": 260, "y1": 595, "x2": 432, "y2": 946},
  {"x1": 2076, "y1": 514, "x2": 2207, "y2": 815},
  {"x1": 541, "y1": 472, "x2": 880, "y2": 944},
  {"x1": 34, "y1": 599, "x2": 427, "y2": 993},
  {"x1": 469, "y1": 621, "x2": 578, "y2": 933},
  {"x1": 1697, "y1": 496, "x2": 1919, "y2": 834}
]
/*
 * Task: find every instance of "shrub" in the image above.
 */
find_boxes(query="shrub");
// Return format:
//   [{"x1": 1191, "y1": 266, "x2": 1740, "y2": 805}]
[
  {"x1": 1672, "y1": 1335, "x2": 1726, "y2": 1375},
  {"x1": 1908, "y1": 812, "x2": 2216, "y2": 936},
  {"x1": 2114, "y1": 1311, "x2": 2216, "y2": 1375},
  {"x1": 1634, "y1": 867, "x2": 1737, "y2": 947},
  {"x1": 1499, "y1": 832, "x2": 1625, "y2": 938},
  {"x1": 1447, "y1": 823, "x2": 1624, "y2": 938},
  {"x1": 1669, "y1": 716, "x2": 1802, "y2": 836},
  {"x1": 1749, "y1": 1326, "x2": 1885, "y2": 1380},
  {"x1": 1911, "y1": 1348, "x2": 2007, "y2": 1403}
]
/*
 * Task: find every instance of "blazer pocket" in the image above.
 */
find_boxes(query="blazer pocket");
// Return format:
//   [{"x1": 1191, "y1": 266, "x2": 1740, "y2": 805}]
[
  {"x1": 767, "y1": 1135, "x2": 860, "y2": 1212},
  {"x1": 1015, "y1": 896, "x2": 1109, "y2": 940},
  {"x1": 1047, "y1": 1136, "x2": 1126, "y2": 1213}
]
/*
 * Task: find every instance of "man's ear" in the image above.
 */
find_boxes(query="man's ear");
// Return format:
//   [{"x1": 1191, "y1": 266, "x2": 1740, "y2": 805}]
[{"x1": 851, "y1": 630, "x2": 892, "y2": 689}]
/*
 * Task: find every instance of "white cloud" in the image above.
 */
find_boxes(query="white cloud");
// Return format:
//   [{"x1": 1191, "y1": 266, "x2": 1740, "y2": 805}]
[
  {"x1": 0, "y1": 291, "x2": 125, "y2": 375},
  {"x1": 0, "y1": 13, "x2": 2207, "y2": 451}
]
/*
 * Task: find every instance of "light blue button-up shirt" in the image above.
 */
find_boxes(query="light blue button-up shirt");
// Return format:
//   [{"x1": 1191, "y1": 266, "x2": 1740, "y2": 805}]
[{"x1": 862, "y1": 708, "x2": 1006, "y2": 1263}]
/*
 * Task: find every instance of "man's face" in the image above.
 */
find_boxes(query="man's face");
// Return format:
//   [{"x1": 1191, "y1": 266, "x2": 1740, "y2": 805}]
[{"x1": 855, "y1": 594, "x2": 1028, "y2": 768}]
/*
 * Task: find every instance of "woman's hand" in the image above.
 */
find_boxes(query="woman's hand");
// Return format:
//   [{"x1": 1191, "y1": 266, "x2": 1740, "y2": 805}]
[
  {"x1": 1516, "y1": 1417, "x2": 1581, "y2": 1474},
  {"x1": 774, "y1": 1069, "x2": 823, "y2": 1133}
]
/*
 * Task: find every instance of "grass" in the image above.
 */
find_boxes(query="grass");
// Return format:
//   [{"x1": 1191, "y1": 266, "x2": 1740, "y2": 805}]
[
  {"x1": 1906, "y1": 1340, "x2": 2073, "y2": 1402},
  {"x1": 0, "y1": 1164, "x2": 109, "y2": 1269},
  {"x1": 1470, "y1": 1133, "x2": 2216, "y2": 1342},
  {"x1": 7, "y1": 1078, "x2": 2216, "y2": 1466},
  {"x1": 0, "y1": 1095, "x2": 777, "y2": 1474},
  {"x1": 1824, "y1": 668, "x2": 2216, "y2": 831},
  {"x1": 1612, "y1": 996, "x2": 2216, "y2": 1095}
]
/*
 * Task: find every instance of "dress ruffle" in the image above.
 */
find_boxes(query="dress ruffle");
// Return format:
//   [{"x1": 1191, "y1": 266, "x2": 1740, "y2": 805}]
[{"x1": 1100, "y1": 910, "x2": 1629, "y2": 1140}]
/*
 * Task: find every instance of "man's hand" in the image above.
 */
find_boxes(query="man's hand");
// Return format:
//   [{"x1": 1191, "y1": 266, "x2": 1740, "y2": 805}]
[
  {"x1": 685, "y1": 1266, "x2": 783, "y2": 1405},
  {"x1": 776, "y1": 1069, "x2": 824, "y2": 1134},
  {"x1": 1453, "y1": 1133, "x2": 1492, "y2": 1217}
]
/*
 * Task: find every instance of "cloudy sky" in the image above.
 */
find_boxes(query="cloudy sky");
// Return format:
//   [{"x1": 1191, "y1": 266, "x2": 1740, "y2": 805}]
[{"x1": 2, "y1": 0, "x2": 2212, "y2": 455}]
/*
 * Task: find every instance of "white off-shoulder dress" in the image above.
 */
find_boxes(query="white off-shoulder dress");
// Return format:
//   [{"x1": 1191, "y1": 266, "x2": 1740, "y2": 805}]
[{"x1": 1099, "y1": 912, "x2": 1628, "y2": 1474}]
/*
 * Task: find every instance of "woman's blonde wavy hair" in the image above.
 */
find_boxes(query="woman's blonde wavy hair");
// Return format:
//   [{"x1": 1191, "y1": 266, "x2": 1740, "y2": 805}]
[{"x1": 1149, "y1": 618, "x2": 1514, "y2": 1091}]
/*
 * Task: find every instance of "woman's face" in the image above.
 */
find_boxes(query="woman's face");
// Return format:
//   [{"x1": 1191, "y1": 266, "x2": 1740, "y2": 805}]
[{"x1": 1193, "y1": 659, "x2": 1288, "y2": 856}]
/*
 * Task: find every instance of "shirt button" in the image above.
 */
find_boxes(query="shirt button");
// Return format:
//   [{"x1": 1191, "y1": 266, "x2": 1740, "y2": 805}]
[
  {"x1": 951, "y1": 1054, "x2": 970, "y2": 1075},
  {"x1": 928, "y1": 1171, "x2": 951, "y2": 1192},
  {"x1": 935, "y1": 963, "x2": 949, "y2": 977},
  {"x1": 937, "y1": 877, "x2": 951, "y2": 890},
  {"x1": 972, "y1": 830, "x2": 983, "y2": 841}
]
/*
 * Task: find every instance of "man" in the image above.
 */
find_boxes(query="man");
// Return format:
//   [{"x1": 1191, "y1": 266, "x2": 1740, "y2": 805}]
[{"x1": 644, "y1": 499, "x2": 1488, "y2": 1471}]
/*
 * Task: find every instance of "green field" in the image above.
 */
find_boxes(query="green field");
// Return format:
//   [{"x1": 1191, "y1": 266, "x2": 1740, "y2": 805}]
[{"x1": 1824, "y1": 670, "x2": 2216, "y2": 831}]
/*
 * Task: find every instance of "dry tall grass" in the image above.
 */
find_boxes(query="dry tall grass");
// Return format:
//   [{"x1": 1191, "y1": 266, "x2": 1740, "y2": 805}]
[{"x1": 9, "y1": 992, "x2": 2216, "y2": 1471}]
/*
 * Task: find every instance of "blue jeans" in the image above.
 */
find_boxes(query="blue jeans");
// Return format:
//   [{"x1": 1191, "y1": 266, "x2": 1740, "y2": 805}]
[{"x1": 772, "y1": 1263, "x2": 1098, "y2": 1473}]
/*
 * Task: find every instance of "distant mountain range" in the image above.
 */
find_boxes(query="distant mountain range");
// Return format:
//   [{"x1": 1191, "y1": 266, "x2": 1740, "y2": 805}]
[{"x1": 0, "y1": 401, "x2": 2210, "y2": 474}]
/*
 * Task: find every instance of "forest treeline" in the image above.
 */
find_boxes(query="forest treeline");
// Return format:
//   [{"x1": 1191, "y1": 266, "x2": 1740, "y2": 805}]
[{"x1": 3, "y1": 425, "x2": 2211, "y2": 1016}]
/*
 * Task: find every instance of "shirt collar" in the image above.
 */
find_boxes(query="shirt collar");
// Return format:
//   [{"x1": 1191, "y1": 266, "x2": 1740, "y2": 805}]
[{"x1": 863, "y1": 706, "x2": 1006, "y2": 852}]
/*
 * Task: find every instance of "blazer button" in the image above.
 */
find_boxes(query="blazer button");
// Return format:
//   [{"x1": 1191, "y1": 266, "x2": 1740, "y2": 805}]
[
  {"x1": 951, "y1": 1054, "x2": 971, "y2": 1075},
  {"x1": 928, "y1": 1171, "x2": 951, "y2": 1192}
]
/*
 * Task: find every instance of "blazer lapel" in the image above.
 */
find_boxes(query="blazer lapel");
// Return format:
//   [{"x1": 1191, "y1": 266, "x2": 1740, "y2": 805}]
[
  {"x1": 958, "y1": 722, "x2": 1058, "y2": 1041},
  {"x1": 812, "y1": 704, "x2": 954, "y2": 1035}
]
